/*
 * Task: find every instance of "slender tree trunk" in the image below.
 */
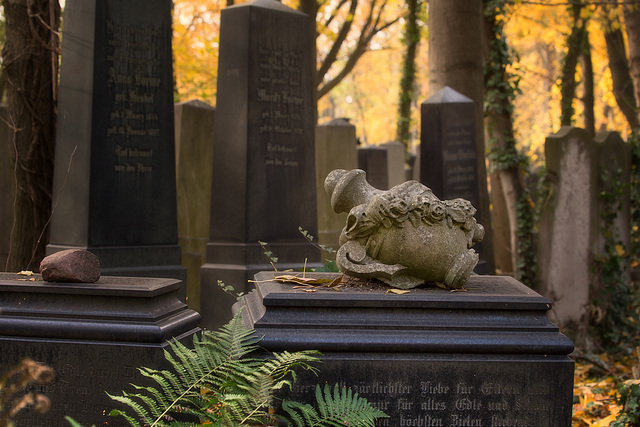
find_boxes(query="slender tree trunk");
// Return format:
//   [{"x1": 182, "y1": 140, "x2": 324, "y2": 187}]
[
  {"x1": 603, "y1": 13, "x2": 638, "y2": 129},
  {"x1": 483, "y1": 0, "x2": 528, "y2": 280},
  {"x1": 624, "y1": 2, "x2": 640, "y2": 126},
  {"x1": 581, "y1": 32, "x2": 595, "y2": 135},
  {"x1": 560, "y1": 1, "x2": 587, "y2": 126},
  {"x1": 429, "y1": 0, "x2": 495, "y2": 274},
  {"x1": 396, "y1": 0, "x2": 421, "y2": 158},
  {"x1": 3, "y1": 0, "x2": 60, "y2": 272}
]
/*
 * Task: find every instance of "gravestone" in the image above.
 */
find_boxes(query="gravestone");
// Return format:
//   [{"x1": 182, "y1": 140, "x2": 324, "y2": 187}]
[
  {"x1": 0, "y1": 273, "x2": 200, "y2": 426},
  {"x1": 239, "y1": 272, "x2": 575, "y2": 427},
  {"x1": 315, "y1": 118, "x2": 358, "y2": 252},
  {"x1": 383, "y1": 141, "x2": 407, "y2": 187},
  {"x1": 46, "y1": 0, "x2": 185, "y2": 289},
  {"x1": 201, "y1": 0, "x2": 318, "y2": 330},
  {"x1": 0, "y1": 105, "x2": 10, "y2": 270},
  {"x1": 358, "y1": 145, "x2": 388, "y2": 189},
  {"x1": 538, "y1": 127, "x2": 631, "y2": 341},
  {"x1": 594, "y1": 131, "x2": 631, "y2": 259},
  {"x1": 420, "y1": 87, "x2": 486, "y2": 273},
  {"x1": 175, "y1": 100, "x2": 216, "y2": 312},
  {"x1": 357, "y1": 143, "x2": 405, "y2": 191},
  {"x1": 538, "y1": 127, "x2": 595, "y2": 337}
]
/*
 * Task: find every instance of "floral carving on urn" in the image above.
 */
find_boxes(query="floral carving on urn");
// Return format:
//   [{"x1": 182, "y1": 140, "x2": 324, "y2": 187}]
[{"x1": 325, "y1": 169, "x2": 485, "y2": 289}]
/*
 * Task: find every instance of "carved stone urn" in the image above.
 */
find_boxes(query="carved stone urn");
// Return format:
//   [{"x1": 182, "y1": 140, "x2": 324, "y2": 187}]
[{"x1": 325, "y1": 169, "x2": 485, "y2": 289}]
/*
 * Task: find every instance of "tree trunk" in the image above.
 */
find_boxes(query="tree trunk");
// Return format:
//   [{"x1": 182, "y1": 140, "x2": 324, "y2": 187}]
[
  {"x1": 396, "y1": 0, "x2": 421, "y2": 157},
  {"x1": 624, "y1": 2, "x2": 640, "y2": 126},
  {"x1": 560, "y1": 1, "x2": 587, "y2": 126},
  {"x1": 428, "y1": 0, "x2": 495, "y2": 274},
  {"x1": 603, "y1": 11, "x2": 638, "y2": 129},
  {"x1": 3, "y1": 0, "x2": 60, "y2": 272},
  {"x1": 483, "y1": 0, "x2": 526, "y2": 280},
  {"x1": 581, "y1": 32, "x2": 595, "y2": 135}
]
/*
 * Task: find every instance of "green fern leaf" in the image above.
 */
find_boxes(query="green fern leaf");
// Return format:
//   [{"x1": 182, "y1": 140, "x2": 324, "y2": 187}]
[{"x1": 281, "y1": 383, "x2": 388, "y2": 427}]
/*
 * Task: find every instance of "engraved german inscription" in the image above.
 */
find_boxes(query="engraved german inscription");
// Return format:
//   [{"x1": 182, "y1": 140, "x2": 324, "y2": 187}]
[
  {"x1": 256, "y1": 39, "x2": 304, "y2": 168},
  {"x1": 106, "y1": 20, "x2": 161, "y2": 175}
]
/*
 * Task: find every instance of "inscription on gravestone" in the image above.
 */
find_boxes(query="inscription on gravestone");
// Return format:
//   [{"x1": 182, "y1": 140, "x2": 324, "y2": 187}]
[
  {"x1": 289, "y1": 357, "x2": 571, "y2": 427},
  {"x1": 442, "y1": 124, "x2": 477, "y2": 203},
  {"x1": 421, "y1": 87, "x2": 480, "y2": 210}
]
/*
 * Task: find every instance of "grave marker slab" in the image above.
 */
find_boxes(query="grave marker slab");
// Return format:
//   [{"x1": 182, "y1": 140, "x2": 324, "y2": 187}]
[
  {"x1": 357, "y1": 143, "x2": 405, "y2": 191},
  {"x1": 315, "y1": 118, "x2": 358, "y2": 251},
  {"x1": 420, "y1": 87, "x2": 486, "y2": 273},
  {"x1": 201, "y1": 0, "x2": 318, "y2": 330},
  {"x1": 0, "y1": 273, "x2": 200, "y2": 426},
  {"x1": 47, "y1": 0, "x2": 184, "y2": 288},
  {"x1": 383, "y1": 141, "x2": 406, "y2": 188},
  {"x1": 538, "y1": 127, "x2": 631, "y2": 340},
  {"x1": 538, "y1": 127, "x2": 595, "y2": 335},
  {"x1": 175, "y1": 100, "x2": 216, "y2": 312},
  {"x1": 594, "y1": 131, "x2": 631, "y2": 258},
  {"x1": 239, "y1": 272, "x2": 575, "y2": 427},
  {"x1": 358, "y1": 145, "x2": 389, "y2": 189}
]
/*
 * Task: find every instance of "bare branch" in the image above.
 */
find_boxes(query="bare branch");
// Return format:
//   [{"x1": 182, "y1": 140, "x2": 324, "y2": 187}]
[{"x1": 318, "y1": 0, "x2": 359, "y2": 79}]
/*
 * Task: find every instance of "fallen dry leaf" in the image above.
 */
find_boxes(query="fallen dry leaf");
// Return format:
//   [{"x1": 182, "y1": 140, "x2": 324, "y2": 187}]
[
  {"x1": 386, "y1": 289, "x2": 410, "y2": 295},
  {"x1": 274, "y1": 274, "x2": 334, "y2": 286}
]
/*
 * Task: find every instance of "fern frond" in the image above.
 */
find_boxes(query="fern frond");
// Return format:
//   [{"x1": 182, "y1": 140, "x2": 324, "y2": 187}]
[
  {"x1": 108, "y1": 392, "x2": 157, "y2": 426},
  {"x1": 281, "y1": 383, "x2": 388, "y2": 427},
  {"x1": 107, "y1": 409, "x2": 144, "y2": 427},
  {"x1": 110, "y1": 310, "x2": 385, "y2": 427},
  {"x1": 281, "y1": 400, "x2": 320, "y2": 427}
]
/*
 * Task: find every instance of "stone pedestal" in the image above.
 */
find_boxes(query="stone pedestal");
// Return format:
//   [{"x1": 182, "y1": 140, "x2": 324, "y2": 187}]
[
  {"x1": 0, "y1": 273, "x2": 200, "y2": 426},
  {"x1": 238, "y1": 272, "x2": 574, "y2": 426}
]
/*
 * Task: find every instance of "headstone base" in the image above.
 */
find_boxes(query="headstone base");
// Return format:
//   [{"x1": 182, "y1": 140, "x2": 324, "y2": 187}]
[
  {"x1": 201, "y1": 241, "x2": 320, "y2": 330},
  {"x1": 0, "y1": 273, "x2": 200, "y2": 426},
  {"x1": 47, "y1": 244, "x2": 186, "y2": 300},
  {"x1": 237, "y1": 272, "x2": 574, "y2": 426}
]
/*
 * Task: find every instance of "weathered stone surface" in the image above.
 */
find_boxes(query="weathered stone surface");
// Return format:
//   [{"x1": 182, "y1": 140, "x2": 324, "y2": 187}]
[
  {"x1": 325, "y1": 169, "x2": 484, "y2": 289},
  {"x1": 538, "y1": 127, "x2": 631, "y2": 343},
  {"x1": 40, "y1": 249, "x2": 100, "y2": 283}
]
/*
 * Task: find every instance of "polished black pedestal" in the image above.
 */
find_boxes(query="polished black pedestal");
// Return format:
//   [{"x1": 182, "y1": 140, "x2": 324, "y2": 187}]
[
  {"x1": 0, "y1": 273, "x2": 200, "y2": 426},
  {"x1": 238, "y1": 272, "x2": 574, "y2": 427}
]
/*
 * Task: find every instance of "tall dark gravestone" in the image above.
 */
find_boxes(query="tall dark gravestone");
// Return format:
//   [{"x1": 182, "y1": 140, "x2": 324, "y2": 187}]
[
  {"x1": 47, "y1": 1, "x2": 184, "y2": 284},
  {"x1": 420, "y1": 87, "x2": 486, "y2": 273},
  {"x1": 201, "y1": 0, "x2": 319, "y2": 329}
]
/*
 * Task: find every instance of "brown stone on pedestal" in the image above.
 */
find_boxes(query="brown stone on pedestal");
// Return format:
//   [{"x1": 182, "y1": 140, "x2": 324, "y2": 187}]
[{"x1": 40, "y1": 249, "x2": 100, "y2": 283}]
